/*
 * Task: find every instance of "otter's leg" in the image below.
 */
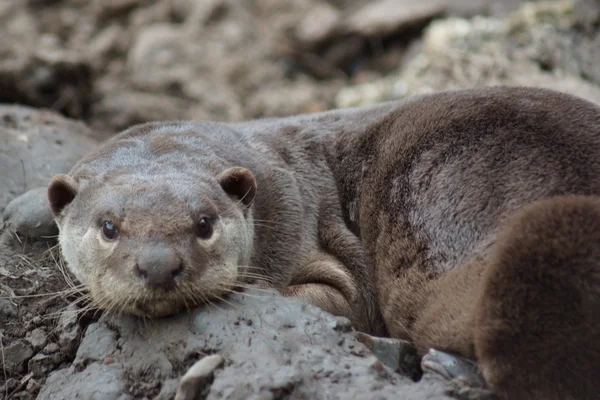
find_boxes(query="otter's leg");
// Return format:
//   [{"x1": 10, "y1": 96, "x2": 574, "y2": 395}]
[
  {"x1": 1, "y1": 187, "x2": 57, "y2": 242},
  {"x1": 402, "y1": 196, "x2": 600, "y2": 400},
  {"x1": 281, "y1": 252, "x2": 370, "y2": 332},
  {"x1": 471, "y1": 195, "x2": 600, "y2": 400}
]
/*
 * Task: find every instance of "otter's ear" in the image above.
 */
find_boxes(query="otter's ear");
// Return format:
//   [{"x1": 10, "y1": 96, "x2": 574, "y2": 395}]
[
  {"x1": 48, "y1": 174, "x2": 79, "y2": 216},
  {"x1": 217, "y1": 167, "x2": 257, "y2": 206}
]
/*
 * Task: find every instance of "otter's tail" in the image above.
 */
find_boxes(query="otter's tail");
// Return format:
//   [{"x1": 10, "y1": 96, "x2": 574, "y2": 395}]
[{"x1": 474, "y1": 195, "x2": 600, "y2": 400}]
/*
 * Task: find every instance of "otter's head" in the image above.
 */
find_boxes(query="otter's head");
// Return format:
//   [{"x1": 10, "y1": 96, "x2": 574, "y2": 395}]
[{"x1": 47, "y1": 166, "x2": 257, "y2": 317}]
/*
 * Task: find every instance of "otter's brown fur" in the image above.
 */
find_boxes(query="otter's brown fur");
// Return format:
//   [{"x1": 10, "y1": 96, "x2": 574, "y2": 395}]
[
  {"x1": 328, "y1": 86, "x2": 600, "y2": 399},
  {"x1": 4, "y1": 85, "x2": 598, "y2": 399},
  {"x1": 45, "y1": 119, "x2": 383, "y2": 334}
]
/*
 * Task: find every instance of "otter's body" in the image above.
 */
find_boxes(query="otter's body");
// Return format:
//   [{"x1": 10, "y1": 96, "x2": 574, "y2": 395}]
[
  {"x1": 328, "y1": 87, "x2": 600, "y2": 399},
  {"x1": 4, "y1": 86, "x2": 599, "y2": 399}
]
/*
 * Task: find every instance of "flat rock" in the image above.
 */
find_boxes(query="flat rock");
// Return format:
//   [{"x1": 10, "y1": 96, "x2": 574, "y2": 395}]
[
  {"x1": 3, "y1": 339, "x2": 35, "y2": 374},
  {"x1": 0, "y1": 105, "x2": 98, "y2": 210},
  {"x1": 37, "y1": 290, "x2": 453, "y2": 399},
  {"x1": 345, "y1": 0, "x2": 447, "y2": 37},
  {"x1": 25, "y1": 327, "x2": 48, "y2": 351}
]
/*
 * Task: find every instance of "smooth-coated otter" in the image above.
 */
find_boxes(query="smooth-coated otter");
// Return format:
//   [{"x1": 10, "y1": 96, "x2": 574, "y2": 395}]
[
  {"x1": 3, "y1": 86, "x2": 599, "y2": 399},
  {"x1": 39, "y1": 119, "x2": 383, "y2": 335}
]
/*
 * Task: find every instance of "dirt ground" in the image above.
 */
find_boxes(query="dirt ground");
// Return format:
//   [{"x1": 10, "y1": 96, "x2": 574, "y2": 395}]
[{"x1": 1, "y1": 0, "x2": 599, "y2": 399}]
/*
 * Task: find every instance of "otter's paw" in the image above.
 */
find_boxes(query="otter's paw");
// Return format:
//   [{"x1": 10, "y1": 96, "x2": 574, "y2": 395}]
[{"x1": 2, "y1": 187, "x2": 57, "y2": 241}]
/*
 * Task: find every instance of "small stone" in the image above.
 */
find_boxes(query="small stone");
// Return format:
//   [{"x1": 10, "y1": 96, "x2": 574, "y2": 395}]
[
  {"x1": 74, "y1": 323, "x2": 118, "y2": 366},
  {"x1": 345, "y1": 0, "x2": 447, "y2": 37},
  {"x1": 57, "y1": 303, "x2": 82, "y2": 357},
  {"x1": 356, "y1": 332, "x2": 420, "y2": 380},
  {"x1": 43, "y1": 342, "x2": 60, "y2": 354},
  {"x1": 330, "y1": 316, "x2": 353, "y2": 332},
  {"x1": 0, "y1": 298, "x2": 17, "y2": 323},
  {"x1": 26, "y1": 327, "x2": 48, "y2": 351},
  {"x1": 174, "y1": 354, "x2": 224, "y2": 400},
  {"x1": 295, "y1": 3, "x2": 340, "y2": 46},
  {"x1": 3, "y1": 340, "x2": 35, "y2": 374},
  {"x1": 187, "y1": 0, "x2": 228, "y2": 26},
  {"x1": 29, "y1": 353, "x2": 57, "y2": 377},
  {"x1": 26, "y1": 377, "x2": 41, "y2": 394}
]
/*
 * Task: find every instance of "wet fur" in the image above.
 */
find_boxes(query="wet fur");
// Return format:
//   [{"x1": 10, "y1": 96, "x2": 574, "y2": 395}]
[{"x1": 44, "y1": 86, "x2": 600, "y2": 399}]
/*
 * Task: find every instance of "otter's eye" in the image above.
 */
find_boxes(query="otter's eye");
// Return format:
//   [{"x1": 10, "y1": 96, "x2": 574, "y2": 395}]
[
  {"x1": 195, "y1": 217, "x2": 213, "y2": 239},
  {"x1": 101, "y1": 220, "x2": 119, "y2": 241}
]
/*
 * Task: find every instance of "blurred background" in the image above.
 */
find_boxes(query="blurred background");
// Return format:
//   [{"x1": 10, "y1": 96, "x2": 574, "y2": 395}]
[{"x1": 1, "y1": 0, "x2": 598, "y2": 140}]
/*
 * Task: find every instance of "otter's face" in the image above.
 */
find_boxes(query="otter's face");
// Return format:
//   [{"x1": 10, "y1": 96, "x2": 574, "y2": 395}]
[{"x1": 47, "y1": 167, "x2": 257, "y2": 317}]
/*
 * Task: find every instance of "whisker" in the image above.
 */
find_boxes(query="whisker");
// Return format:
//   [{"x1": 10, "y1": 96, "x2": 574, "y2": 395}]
[{"x1": 216, "y1": 286, "x2": 270, "y2": 299}]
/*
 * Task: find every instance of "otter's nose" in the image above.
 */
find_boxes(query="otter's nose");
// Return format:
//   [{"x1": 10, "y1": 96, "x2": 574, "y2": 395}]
[{"x1": 136, "y1": 246, "x2": 183, "y2": 286}]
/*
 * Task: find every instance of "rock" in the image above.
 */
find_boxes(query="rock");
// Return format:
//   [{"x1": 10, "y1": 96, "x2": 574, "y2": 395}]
[
  {"x1": 90, "y1": 88, "x2": 194, "y2": 133},
  {"x1": 26, "y1": 377, "x2": 41, "y2": 395},
  {"x1": 93, "y1": 0, "x2": 144, "y2": 21},
  {"x1": 295, "y1": 3, "x2": 341, "y2": 46},
  {"x1": 0, "y1": 298, "x2": 18, "y2": 324},
  {"x1": 336, "y1": 0, "x2": 600, "y2": 108},
  {"x1": 36, "y1": 290, "x2": 453, "y2": 399},
  {"x1": 57, "y1": 303, "x2": 82, "y2": 357},
  {"x1": 43, "y1": 342, "x2": 60, "y2": 354},
  {"x1": 331, "y1": 316, "x2": 353, "y2": 332},
  {"x1": 357, "y1": 332, "x2": 421, "y2": 380},
  {"x1": 26, "y1": 327, "x2": 48, "y2": 351},
  {"x1": 2, "y1": 340, "x2": 35, "y2": 374},
  {"x1": 186, "y1": 0, "x2": 228, "y2": 26},
  {"x1": 175, "y1": 355, "x2": 225, "y2": 400},
  {"x1": 126, "y1": 22, "x2": 244, "y2": 121},
  {"x1": 28, "y1": 353, "x2": 58, "y2": 377},
  {"x1": 37, "y1": 364, "x2": 132, "y2": 400},
  {"x1": 2, "y1": 187, "x2": 57, "y2": 240},
  {"x1": 0, "y1": 105, "x2": 97, "y2": 210},
  {"x1": 0, "y1": 38, "x2": 95, "y2": 119},
  {"x1": 345, "y1": 0, "x2": 447, "y2": 37},
  {"x1": 74, "y1": 323, "x2": 118, "y2": 366}
]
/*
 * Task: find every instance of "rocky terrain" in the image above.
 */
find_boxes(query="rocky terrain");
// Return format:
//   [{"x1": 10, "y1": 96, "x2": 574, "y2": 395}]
[{"x1": 1, "y1": 0, "x2": 599, "y2": 399}]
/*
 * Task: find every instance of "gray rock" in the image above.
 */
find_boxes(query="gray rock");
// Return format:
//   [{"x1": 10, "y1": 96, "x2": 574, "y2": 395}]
[
  {"x1": 0, "y1": 298, "x2": 18, "y2": 324},
  {"x1": 74, "y1": 323, "x2": 118, "y2": 366},
  {"x1": 57, "y1": 303, "x2": 82, "y2": 357},
  {"x1": 2, "y1": 187, "x2": 57, "y2": 239},
  {"x1": 357, "y1": 332, "x2": 421, "y2": 380},
  {"x1": 2, "y1": 339, "x2": 35, "y2": 374},
  {"x1": 26, "y1": 327, "x2": 48, "y2": 351},
  {"x1": 37, "y1": 290, "x2": 453, "y2": 399},
  {"x1": 295, "y1": 3, "x2": 341, "y2": 46},
  {"x1": 28, "y1": 353, "x2": 58, "y2": 378},
  {"x1": 345, "y1": 0, "x2": 447, "y2": 37},
  {"x1": 0, "y1": 105, "x2": 98, "y2": 210},
  {"x1": 336, "y1": 0, "x2": 600, "y2": 108},
  {"x1": 42, "y1": 342, "x2": 60, "y2": 354},
  {"x1": 37, "y1": 364, "x2": 132, "y2": 400}
]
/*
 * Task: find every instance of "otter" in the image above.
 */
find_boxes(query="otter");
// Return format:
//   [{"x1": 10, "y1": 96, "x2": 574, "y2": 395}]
[
  {"x1": 3, "y1": 86, "x2": 599, "y2": 399},
  {"x1": 36, "y1": 119, "x2": 384, "y2": 335}
]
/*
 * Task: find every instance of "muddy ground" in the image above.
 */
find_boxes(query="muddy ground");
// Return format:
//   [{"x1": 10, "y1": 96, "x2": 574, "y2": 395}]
[{"x1": 1, "y1": 0, "x2": 599, "y2": 399}]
